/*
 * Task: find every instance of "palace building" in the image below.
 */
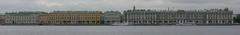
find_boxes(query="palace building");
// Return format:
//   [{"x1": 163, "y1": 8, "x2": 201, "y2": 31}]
[
  {"x1": 40, "y1": 11, "x2": 102, "y2": 25},
  {"x1": 124, "y1": 8, "x2": 234, "y2": 25},
  {"x1": 103, "y1": 11, "x2": 123, "y2": 25},
  {"x1": 4, "y1": 12, "x2": 46, "y2": 25}
]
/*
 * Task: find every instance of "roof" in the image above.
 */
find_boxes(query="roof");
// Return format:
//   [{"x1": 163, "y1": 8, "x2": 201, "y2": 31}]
[
  {"x1": 5, "y1": 12, "x2": 46, "y2": 16},
  {"x1": 50, "y1": 11, "x2": 103, "y2": 14}
]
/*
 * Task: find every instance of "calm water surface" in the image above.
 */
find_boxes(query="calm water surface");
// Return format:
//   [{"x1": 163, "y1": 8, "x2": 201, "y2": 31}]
[{"x1": 0, "y1": 26, "x2": 240, "y2": 35}]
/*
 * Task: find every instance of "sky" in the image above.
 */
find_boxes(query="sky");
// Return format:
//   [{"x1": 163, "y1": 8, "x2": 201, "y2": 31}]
[{"x1": 0, "y1": 0, "x2": 239, "y2": 14}]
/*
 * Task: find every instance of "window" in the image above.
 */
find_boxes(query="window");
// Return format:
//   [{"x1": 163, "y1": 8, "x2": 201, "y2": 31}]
[
  {"x1": 222, "y1": 21, "x2": 225, "y2": 23},
  {"x1": 164, "y1": 21, "x2": 168, "y2": 23},
  {"x1": 228, "y1": 21, "x2": 232, "y2": 23},
  {"x1": 195, "y1": 21, "x2": 199, "y2": 23},
  {"x1": 209, "y1": 21, "x2": 212, "y2": 23}
]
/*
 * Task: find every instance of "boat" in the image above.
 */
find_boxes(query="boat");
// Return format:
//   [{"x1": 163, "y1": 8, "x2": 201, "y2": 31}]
[
  {"x1": 176, "y1": 22, "x2": 196, "y2": 26},
  {"x1": 111, "y1": 22, "x2": 129, "y2": 26}
]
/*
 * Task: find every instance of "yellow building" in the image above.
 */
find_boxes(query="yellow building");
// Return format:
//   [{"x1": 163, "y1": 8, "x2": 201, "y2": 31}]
[{"x1": 40, "y1": 11, "x2": 102, "y2": 25}]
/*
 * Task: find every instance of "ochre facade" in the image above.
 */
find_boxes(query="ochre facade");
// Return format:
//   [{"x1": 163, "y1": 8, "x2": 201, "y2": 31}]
[{"x1": 40, "y1": 11, "x2": 102, "y2": 25}]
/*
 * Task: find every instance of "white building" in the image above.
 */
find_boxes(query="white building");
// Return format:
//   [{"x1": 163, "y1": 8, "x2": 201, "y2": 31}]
[
  {"x1": 4, "y1": 12, "x2": 46, "y2": 25},
  {"x1": 124, "y1": 8, "x2": 234, "y2": 25},
  {"x1": 103, "y1": 11, "x2": 122, "y2": 25}
]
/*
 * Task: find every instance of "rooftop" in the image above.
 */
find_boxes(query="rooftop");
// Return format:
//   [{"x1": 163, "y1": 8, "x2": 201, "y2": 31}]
[
  {"x1": 125, "y1": 8, "x2": 232, "y2": 12},
  {"x1": 50, "y1": 11, "x2": 103, "y2": 14},
  {"x1": 5, "y1": 12, "x2": 46, "y2": 16}
]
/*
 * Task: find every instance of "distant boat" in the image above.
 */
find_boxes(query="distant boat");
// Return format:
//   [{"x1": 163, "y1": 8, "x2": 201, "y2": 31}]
[
  {"x1": 111, "y1": 22, "x2": 129, "y2": 26},
  {"x1": 176, "y1": 22, "x2": 196, "y2": 26}
]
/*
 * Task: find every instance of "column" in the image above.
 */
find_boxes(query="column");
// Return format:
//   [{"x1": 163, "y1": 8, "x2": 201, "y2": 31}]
[
  {"x1": 218, "y1": 20, "x2": 221, "y2": 24},
  {"x1": 184, "y1": 20, "x2": 187, "y2": 24},
  {"x1": 206, "y1": 20, "x2": 209, "y2": 24},
  {"x1": 162, "y1": 20, "x2": 165, "y2": 24},
  {"x1": 146, "y1": 21, "x2": 149, "y2": 24},
  {"x1": 178, "y1": 20, "x2": 181, "y2": 24},
  {"x1": 167, "y1": 20, "x2": 170, "y2": 24}
]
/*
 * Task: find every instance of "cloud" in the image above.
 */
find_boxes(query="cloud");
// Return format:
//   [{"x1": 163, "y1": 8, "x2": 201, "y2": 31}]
[
  {"x1": 35, "y1": 0, "x2": 64, "y2": 7},
  {"x1": 0, "y1": 0, "x2": 46, "y2": 12}
]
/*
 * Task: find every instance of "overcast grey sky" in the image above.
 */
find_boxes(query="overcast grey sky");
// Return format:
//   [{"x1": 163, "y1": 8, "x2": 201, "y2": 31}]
[{"x1": 0, "y1": 0, "x2": 239, "y2": 14}]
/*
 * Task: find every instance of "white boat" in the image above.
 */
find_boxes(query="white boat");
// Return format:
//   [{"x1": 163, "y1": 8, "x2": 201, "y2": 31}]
[
  {"x1": 176, "y1": 22, "x2": 196, "y2": 26},
  {"x1": 111, "y1": 22, "x2": 129, "y2": 26}
]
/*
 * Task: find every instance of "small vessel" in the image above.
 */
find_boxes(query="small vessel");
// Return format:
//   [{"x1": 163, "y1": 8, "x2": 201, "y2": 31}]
[
  {"x1": 176, "y1": 22, "x2": 196, "y2": 26},
  {"x1": 111, "y1": 22, "x2": 129, "y2": 26}
]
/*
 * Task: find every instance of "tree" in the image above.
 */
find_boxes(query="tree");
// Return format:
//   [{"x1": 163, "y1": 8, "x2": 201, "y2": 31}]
[{"x1": 234, "y1": 17, "x2": 240, "y2": 23}]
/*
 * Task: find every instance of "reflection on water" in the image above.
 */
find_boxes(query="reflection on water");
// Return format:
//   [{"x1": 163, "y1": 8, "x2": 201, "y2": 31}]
[{"x1": 0, "y1": 26, "x2": 240, "y2": 35}]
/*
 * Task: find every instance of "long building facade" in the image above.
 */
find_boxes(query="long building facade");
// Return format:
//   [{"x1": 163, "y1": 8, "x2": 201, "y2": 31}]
[
  {"x1": 124, "y1": 8, "x2": 234, "y2": 25},
  {"x1": 103, "y1": 11, "x2": 122, "y2": 25},
  {"x1": 40, "y1": 11, "x2": 102, "y2": 25},
  {"x1": 4, "y1": 12, "x2": 46, "y2": 25},
  {"x1": 0, "y1": 8, "x2": 236, "y2": 25}
]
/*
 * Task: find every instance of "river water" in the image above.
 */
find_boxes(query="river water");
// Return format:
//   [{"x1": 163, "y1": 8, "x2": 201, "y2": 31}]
[{"x1": 0, "y1": 26, "x2": 239, "y2": 35}]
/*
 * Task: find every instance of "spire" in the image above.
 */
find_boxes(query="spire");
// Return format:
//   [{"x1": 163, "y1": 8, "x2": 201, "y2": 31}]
[
  {"x1": 167, "y1": 7, "x2": 170, "y2": 11},
  {"x1": 133, "y1": 5, "x2": 136, "y2": 11}
]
